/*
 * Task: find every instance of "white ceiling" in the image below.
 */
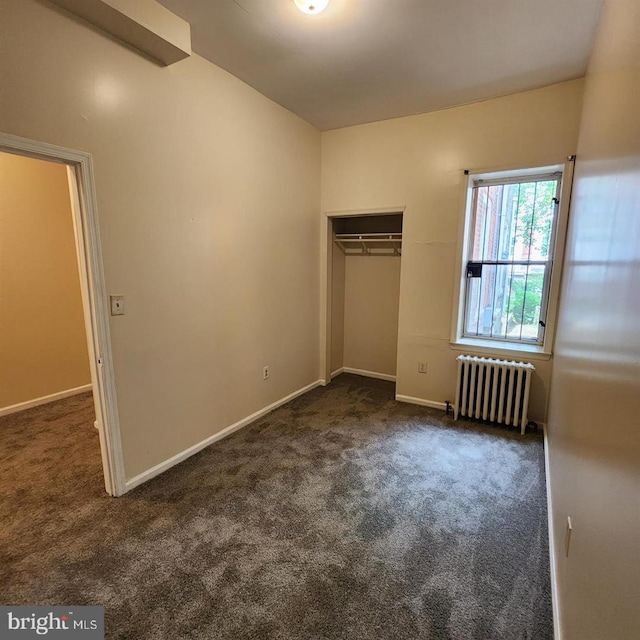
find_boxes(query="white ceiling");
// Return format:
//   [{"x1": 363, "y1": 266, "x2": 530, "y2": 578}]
[{"x1": 156, "y1": 0, "x2": 603, "y2": 131}]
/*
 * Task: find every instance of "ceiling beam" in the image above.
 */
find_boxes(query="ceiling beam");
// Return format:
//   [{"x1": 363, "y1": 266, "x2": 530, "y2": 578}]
[{"x1": 49, "y1": 0, "x2": 191, "y2": 66}]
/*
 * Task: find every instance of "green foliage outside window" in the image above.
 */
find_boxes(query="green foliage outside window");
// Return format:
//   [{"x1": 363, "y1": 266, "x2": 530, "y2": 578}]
[
  {"x1": 507, "y1": 181, "x2": 555, "y2": 329},
  {"x1": 508, "y1": 271, "x2": 544, "y2": 327}
]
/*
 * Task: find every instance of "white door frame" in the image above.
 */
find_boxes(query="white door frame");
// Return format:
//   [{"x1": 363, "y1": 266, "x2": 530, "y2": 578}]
[
  {"x1": 319, "y1": 206, "x2": 406, "y2": 386},
  {"x1": 0, "y1": 132, "x2": 126, "y2": 496}
]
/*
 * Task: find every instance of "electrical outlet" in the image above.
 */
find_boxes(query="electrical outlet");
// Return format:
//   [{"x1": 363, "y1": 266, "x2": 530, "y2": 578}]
[
  {"x1": 263, "y1": 365, "x2": 270, "y2": 380},
  {"x1": 418, "y1": 362, "x2": 427, "y2": 374},
  {"x1": 565, "y1": 516, "x2": 573, "y2": 557},
  {"x1": 110, "y1": 295, "x2": 125, "y2": 316}
]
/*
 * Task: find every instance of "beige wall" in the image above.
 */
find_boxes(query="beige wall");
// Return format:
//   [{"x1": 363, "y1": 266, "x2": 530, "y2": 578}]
[
  {"x1": 321, "y1": 80, "x2": 584, "y2": 420},
  {"x1": 330, "y1": 240, "x2": 345, "y2": 374},
  {"x1": 546, "y1": 1, "x2": 640, "y2": 638},
  {"x1": 0, "y1": 153, "x2": 90, "y2": 408},
  {"x1": 0, "y1": 0, "x2": 320, "y2": 479},
  {"x1": 343, "y1": 256, "x2": 401, "y2": 377}
]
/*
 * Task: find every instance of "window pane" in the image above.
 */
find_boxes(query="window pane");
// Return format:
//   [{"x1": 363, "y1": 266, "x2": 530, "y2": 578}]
[
  {"x1": 464, "y1": 264, "x2": 547, "y2": 343},
  {"x1": 493, "y1": 264, "x2": 515, "y2": 339},
  {"x1": 481, "y1": 185, "x2": 504, "y2": 261},
  {"x1": 513, "y1": 182, "x2": 535, "y2": 261},
  {"x1": 497, "y1": 183, "x2": 520, "y2": 262},
  {"x1": 464, "y1": 272, "x2": 482, "y2": 336},
  {"x1": 464, "y1": 264, "x2": 510, "y2": 338},
  {"x1": 471, "y1": 186, "x2": 489, "y2": 261},
  {"x1": 473, "y1": 180, "x2": 558, "y2": 263},
  {"x1": 512, "y1": 181, "x2": 557, "y2": 262},
  {"x1": 474, "y1": 182, "x2": 521, "y2": 263},
  {"x1": 506, "y1": 264, "x2": 546, "y2": 341},
  {"x1": 464, "y1": 264, "x2": 501, "y2": 338},
  {"x1": 530, "y1": 181, "x2": 556, "y2": 261}
]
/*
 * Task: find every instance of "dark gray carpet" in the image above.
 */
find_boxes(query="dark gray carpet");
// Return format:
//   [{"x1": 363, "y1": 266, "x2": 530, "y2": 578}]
[{"x1": 0, "y1": 375, "x2": 553, "y2": 639}]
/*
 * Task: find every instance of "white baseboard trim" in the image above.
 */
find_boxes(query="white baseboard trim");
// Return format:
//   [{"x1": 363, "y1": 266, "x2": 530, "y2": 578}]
[
  {"x1": 0, "y1": 384, "x2": 92, "y2": 418},
  {"x1": 342, "y1": 367, "x2": 396, "y2": 382},
  {"x1": 395, "y1": 394, "x2": 447, "y2": 411},
  {"x1": 125, "y1": 379, "x2": 323, "y2": 492},
  {"x1": 543, "y1": 424, "x2": 562, "y2": 640},
  {"x1": 330, "y1": 367, "x2": 345, "y2": 379}
]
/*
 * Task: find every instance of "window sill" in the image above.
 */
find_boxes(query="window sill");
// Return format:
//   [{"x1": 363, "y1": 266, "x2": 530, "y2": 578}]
[{"x1": 449, "y1": 338, "x2": 552, "y2": 361}]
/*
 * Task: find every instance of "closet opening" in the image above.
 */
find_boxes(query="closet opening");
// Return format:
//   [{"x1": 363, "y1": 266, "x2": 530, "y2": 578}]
[{"x1": 323, "y1": 210, "x2": 404, "y2": 388}]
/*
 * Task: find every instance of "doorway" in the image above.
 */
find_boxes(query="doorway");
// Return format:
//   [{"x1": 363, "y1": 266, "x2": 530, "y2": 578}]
[
  {"x1": 0, "y1": 133, "x2": 124, "y2": 496},
  {"x1": 320, "y1": 207, "x2": 405, "y2": 387}
]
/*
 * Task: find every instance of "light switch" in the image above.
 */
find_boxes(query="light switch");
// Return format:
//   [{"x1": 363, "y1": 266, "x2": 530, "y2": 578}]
[{"x1": 110, "y1": 295, "x2": 125, "y2": 316}]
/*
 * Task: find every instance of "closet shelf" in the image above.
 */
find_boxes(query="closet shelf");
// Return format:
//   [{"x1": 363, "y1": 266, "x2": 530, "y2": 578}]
[
  {"x1": 334, "y1": 233, "x2": 402, "y2": 256},
  {"x1": 334, "y1": 232, "x2": 402, "y2": 256}
]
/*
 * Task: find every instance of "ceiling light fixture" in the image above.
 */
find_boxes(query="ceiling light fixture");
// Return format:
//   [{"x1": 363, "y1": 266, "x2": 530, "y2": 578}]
[{"x1": 294, "y1": 0, "x2": 329, "y2": 15}]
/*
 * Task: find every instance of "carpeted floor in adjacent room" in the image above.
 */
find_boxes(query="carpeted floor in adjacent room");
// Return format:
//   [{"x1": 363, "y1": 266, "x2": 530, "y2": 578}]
[{"x1": 0, "y1": 374, "x2": 553, "y2": 639}]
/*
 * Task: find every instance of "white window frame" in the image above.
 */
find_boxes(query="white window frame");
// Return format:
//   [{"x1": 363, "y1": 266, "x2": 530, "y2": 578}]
[{"x1": 450, "y1": 160, "x2": 574, "y2": 360}]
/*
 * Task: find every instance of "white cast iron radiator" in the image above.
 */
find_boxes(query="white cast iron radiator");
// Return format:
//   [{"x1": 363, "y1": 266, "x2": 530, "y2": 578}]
[{"x1": 454, "y1": 355, "x2": 535, "y2": 435}]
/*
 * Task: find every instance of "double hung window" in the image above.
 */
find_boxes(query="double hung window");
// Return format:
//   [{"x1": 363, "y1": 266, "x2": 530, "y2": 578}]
[{"x1": 454, "y1": 165, "x2": 569, "y2": 352}]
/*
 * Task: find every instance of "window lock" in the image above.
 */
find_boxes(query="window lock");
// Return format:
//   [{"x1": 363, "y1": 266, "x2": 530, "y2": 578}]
[{"x1": 466, "y1": 262, "x2": 483, "y2": 278}]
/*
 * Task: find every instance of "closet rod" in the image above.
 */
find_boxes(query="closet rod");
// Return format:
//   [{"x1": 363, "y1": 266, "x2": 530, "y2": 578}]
[
  {"x1": 336, "y1": 238, "x2": 401, "y2": 243},
  {"x1": 334, "y1": 233, "x2": 402, "y2": 256},
  {"x1": 334, "y1": 233, "x2": 402, "y2": 238}
]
